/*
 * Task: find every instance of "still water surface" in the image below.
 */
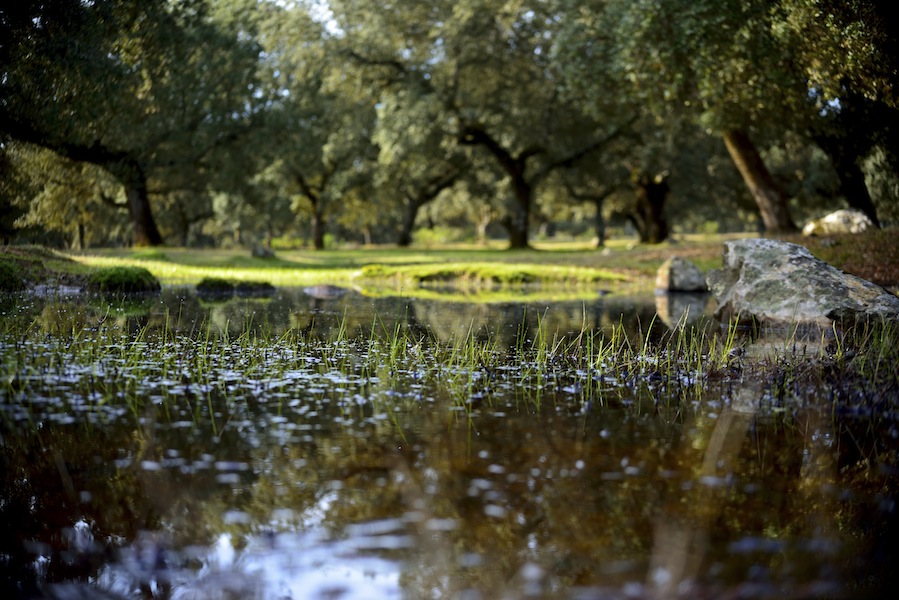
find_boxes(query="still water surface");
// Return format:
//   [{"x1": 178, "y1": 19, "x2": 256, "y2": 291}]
[{"x1": 1, "y1": 287, "x2": 896, "y2": 599}]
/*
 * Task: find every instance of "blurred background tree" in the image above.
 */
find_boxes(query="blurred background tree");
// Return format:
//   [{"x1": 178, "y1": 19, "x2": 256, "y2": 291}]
[{"x1": 1, "y1": 0, "x2": 895, "y2": 248}]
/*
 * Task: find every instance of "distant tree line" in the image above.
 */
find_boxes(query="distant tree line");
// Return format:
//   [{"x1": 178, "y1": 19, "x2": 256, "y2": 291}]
[{"x1": 2, "y1": 0, "x2": 897, "y2": 249}]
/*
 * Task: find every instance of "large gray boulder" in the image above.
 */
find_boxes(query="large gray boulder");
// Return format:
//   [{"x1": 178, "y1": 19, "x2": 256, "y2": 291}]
[
  {"x1": 707, "y1": 238, "x2": 899, "y2": 326},
  {"x1": 802, "y1": 208, "x2": 873, "y2": 236}
]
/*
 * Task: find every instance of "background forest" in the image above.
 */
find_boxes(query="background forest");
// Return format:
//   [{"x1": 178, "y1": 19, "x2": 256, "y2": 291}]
[{"x1": 2, "y1": 0, "x2": 897, "y2": 250}]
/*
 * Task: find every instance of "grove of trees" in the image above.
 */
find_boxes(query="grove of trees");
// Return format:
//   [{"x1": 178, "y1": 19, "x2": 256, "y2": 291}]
[{"x1": 2, "y1": 0, "x2": 897, "y2": 249}]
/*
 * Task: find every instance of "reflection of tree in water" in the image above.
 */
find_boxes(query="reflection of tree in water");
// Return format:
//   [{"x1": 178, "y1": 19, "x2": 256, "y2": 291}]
[
  {"x1": 3, "y1": 295, "x2": 898, "y2": 598},
  {"x1": 0, "y1": 425, "x2": 164, "y2": 597},
  {"x1": 411, "y1": 297, "x2": 664, "y2": 350},
  {"x1": 15, "y1": 289, "x2": 674, "y2": 350}
]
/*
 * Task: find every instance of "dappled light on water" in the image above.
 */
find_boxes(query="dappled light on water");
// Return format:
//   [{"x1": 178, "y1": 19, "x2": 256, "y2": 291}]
[{"x1": 2, "y1": 288, "x2": 898, "y2": 599}]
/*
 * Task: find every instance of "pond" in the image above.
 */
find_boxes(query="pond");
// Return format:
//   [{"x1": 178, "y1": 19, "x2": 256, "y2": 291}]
[{"x1": 1, "y1": 287, "x2": 897, "y2": 599}]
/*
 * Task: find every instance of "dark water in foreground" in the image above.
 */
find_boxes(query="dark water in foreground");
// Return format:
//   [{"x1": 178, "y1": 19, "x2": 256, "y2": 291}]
[{"x1": 1, "y1": 287, "x2": 897, "y2": 599}]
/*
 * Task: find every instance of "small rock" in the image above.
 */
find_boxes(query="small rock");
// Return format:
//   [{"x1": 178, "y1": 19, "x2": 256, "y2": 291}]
[
  {"x1": 303, "y1": 285, "x2": 347, "y2": 300},
  {"x1": 655, "y1": 257, "x2": 708, "y2": 292},
  {"x1": 251, "y1": 245, "x2": 276, "y2": 259},
  {"x1": 802, "y1": 208, "x2": 874, "y2": 236}
]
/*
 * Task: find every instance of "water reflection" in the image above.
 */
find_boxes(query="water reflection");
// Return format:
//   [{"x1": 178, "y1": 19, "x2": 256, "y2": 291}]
[
  {"x1": 2, "y1": 286, "x2": 669, "y2": 346},
  {"x1": 1, "y1": 288, "x2": 897, "y2": 599}
]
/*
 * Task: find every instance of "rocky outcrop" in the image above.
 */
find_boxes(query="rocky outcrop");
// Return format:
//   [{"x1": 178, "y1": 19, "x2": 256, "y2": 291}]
[
  {"x1": 802, "y1": 208, "x2": 874, "y2": 236},
  {"x1": 655, "y1": 257, "x2": 708, "y2": 292},
  {"x1": 707, "y1": 238, "x2": 899, "y2": 326}
]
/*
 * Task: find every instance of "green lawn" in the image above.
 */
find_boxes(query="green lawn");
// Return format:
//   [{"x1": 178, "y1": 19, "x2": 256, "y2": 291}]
[
  {"x1": 65, "y1": 236, "x2": 741, "y2": 294},
  {"x1": 5, "y1": 229, "x2": 896, "y2": 300}
]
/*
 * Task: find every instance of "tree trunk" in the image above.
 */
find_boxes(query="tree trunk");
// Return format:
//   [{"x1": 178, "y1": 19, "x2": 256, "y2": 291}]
[
  {"x1": 108, "y1": 158, "x2": 163, "y2": 246},
  {"x1": 476, "y1": 213, "x2": 490, "y2": 245},
  {"x1": 398, "y1": 196, "x2": 424, "y2": 247},
  {"x1": 502, "y1": 216, "x2": 529, "y2": 249},
  {"x1": 723, "y1": 130, "x2": 797, "y2": 234},
  {"x1": 633, "y1": 174, "x2": 669, "y2": 244},
  {"x1": 458, "y1": 125, "x2": 533, "y2": 248},
  {"x1": 506, "y1": 178, "x2": 532, "y2": 249},
  {"x1": 594, "y1": 198, "x2": 607, "y2": 247},
  {"x1": 815, "y1": 137, "x2": 881, "y2": 227},
  {"x1": 310, "y1": 201, "x2": 326, "y2": 250},
  {"x1": 397, "y1": 170, "x2": 461, "y2": 247},
  {"x1": 836, "y1": 158, "x2": 881, "y2": 227}
]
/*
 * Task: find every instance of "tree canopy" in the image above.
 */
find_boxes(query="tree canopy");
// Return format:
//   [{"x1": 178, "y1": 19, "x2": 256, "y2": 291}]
[{"x1": 1, "y1": 0, "x2": 896, "y2": 248}]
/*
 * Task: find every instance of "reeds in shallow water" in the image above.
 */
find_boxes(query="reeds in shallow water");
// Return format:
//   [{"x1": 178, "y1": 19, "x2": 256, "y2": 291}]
[{"x1": 2, "y1": 310, "x2": 897, "y2": 433}]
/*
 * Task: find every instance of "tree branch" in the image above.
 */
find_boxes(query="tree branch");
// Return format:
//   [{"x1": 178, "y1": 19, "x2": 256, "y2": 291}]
[
  {"x1": 533, "y1": 115, "x2": 639, "y2": 185},
  {"x1": 459, "y1": 123, "x2": 542, "y2": 177}
]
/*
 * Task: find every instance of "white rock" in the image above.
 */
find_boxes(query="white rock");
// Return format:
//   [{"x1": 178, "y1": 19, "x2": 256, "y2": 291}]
[{"x1": 802, "y1": 208, "x2": 874, "y2": 236}]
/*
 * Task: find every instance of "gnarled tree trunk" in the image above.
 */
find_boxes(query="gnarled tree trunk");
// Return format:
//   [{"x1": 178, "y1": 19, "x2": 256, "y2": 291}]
[
  {"x1": 310, "y1": 205, "x2": 326, "y2": 250},
  {"x1": 397, "y1": 201, "x2": 419, "y2": 247},
  {"x1": 633, "y1": 173, "x2": 669, "y2": 244},
  {"x1": 109, "y1": 158, "x2": 164, "y2": 247},
  {"x1": 723, "y1": 130, "x2": 797, "y2": 234},
  {"x1": 815, "y1": 135, "x2": 881, "y2": 227},
  {"x1": 505, "y1": 177, "x2": 532, "y2": 249},
  {"x1": 594, "y1": 198, "x2": 607, "y2": 248},
  {"x1": 397, "y1": 170, "x2": 461, "y2": 247}
]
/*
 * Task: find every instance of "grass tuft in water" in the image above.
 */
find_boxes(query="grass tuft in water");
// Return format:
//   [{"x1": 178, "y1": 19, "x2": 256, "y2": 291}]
[{"x1": 2, "y1": 308, "x2": 897, "y2": 442}]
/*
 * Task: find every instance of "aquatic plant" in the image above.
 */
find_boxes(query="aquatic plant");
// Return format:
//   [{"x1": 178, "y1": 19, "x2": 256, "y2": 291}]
[{"x1": 3, "y1": 305, "x2": 897, "y2": 440}]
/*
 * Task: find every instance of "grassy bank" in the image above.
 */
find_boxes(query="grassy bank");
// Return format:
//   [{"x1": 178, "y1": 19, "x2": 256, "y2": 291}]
[{"x1": 2, "y1": 230, "x2": 897, "y2": 297}]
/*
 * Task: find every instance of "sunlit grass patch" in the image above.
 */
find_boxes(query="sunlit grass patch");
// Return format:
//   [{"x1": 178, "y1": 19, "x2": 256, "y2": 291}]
[
  {"x1": 48, "y1": 229, "x2": 899, "y2": 297},
  {"x1": 70, "y1": 254, "x2": 349, "y2": 286},
  {"x1": 356, "y1": 262, "x2": 627, "y2": 286},
  {"x1": 67, "y1": 247, "x2": 633, "y2": 292}
]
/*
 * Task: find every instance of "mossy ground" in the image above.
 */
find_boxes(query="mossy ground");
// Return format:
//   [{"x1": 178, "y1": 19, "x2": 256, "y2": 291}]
[{"x1": 86, "y1": 266, "x2": 161, "y2": 294}]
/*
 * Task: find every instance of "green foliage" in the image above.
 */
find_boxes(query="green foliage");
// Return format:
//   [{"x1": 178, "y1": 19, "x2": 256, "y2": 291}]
[
  {"x1": 4, "y1": 0, "x2": 897, "y2": 246},
  {"x1": 86, "y1": 266, "x2": 161, "y2": 294},
  {"x1": 0, "y1": 260, "x2": 26, "y2": 292},
  {"x1": 412, "y1": 226, "x2": 474, "y2": 247},
  {"x1": 4, "y1": 143, "x2": 130, "y2": 248},
  {"x1": 779, "y1": 0, "x2": 898, "y2": 109},
  {"x1": 2, "y1": 0, "x2": 264, "y2": 246},
  {"x1": 863, "y1": 147, "x2": 899, "y2": 225}
]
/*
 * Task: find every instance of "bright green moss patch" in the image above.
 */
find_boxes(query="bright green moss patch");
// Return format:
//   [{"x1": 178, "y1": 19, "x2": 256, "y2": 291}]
[
  {"x1": 356, "y1": 262, "x2": 627, "y2": 287},
  {"x1": 86, "y1": 266, "x2": 161, "y2": 294}
]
